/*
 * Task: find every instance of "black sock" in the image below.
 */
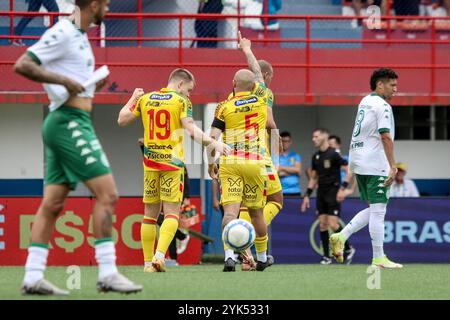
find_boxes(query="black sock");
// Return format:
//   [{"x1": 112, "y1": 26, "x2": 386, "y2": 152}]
[
  {"x1": 168, "y1": 238, "x2": 177, "y2": 260},
  {"x1": 335, "y1": 225, "x2": 351, "y2": 251},
  {"x1": 175, "y1": 229, "x2": 186, "y2": 241},
  {"x1": 320, "y1": 230, "x2": 330, "y2": 257}
]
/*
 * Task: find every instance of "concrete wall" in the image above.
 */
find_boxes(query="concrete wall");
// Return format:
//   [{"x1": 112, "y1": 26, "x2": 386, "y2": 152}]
[{"x1": 0, "y1": 104, "x2": 44, "y2": 179}]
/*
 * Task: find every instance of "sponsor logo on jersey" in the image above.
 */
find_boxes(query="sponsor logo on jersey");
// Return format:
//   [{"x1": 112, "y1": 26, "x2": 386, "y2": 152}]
[
  {"x1": 350, "y1": 141, "x2": 364, "y2": 149},
  {"x1": 161, "y1": 177, "x2": 174, "y2": 187},
  {"x1": 227, "y1": 177, "x2": 242, "y2": 187},
  {"x1": 324, "y1": 159, "x2": 331, "y2": 169},
  {"x1": 147, "y1": 144, "x2": 173, "y2": 150},
  {"x1": 244, "y1": 184, "x2": 258, "y2": 194},
  {"x1": 234, "y1": 105, "x2": 254, "y2": 113},
  {"x1": 144, "y1": 178, "x2": 158, "y2": 196},
  {"x1": 234, "y1": 97, "x2": 258, "y2": 106},
  {"x1": 146, "y1": 152, "x2": 172, "y2": 161},
  {"x1": 146, "y1": 101, "x2": 161, "y2": 107},
  {"x1": 150, "y1": 93, "x2": 173, "y2": 100}
]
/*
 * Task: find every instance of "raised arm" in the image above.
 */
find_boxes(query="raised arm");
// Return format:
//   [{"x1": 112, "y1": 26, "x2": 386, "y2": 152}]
[
  {"x1": 117, "y1": 88, "x2": 144, "y2": 127},
  {"x1": 238, "y1": 31, "x2": 264, "y2": 83}
]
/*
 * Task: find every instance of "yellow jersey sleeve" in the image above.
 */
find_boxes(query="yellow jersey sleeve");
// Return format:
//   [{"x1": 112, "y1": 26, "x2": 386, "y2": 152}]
[
  {"x1": 253, "y1": 82, "x2": 271, "y2": 107},
  {"x1": 180, "y1": 96, "x2": 193, "y2": 120},
  {"x1": 215, "y1": 101, "x2": 226, "y2": 121},
  {"x1": 267, "y1": 88, "x2": 274, "y2": 108},
  {"x1": 211, "y1": 101, "x2": 226, "y2": 131}
]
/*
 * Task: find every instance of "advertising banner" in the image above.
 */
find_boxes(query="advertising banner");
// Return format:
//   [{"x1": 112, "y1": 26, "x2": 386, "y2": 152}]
[
  {"x1": 271, "y1": 198, "x2": 450, "y2": 264},
  {"x1": 0, "y1": 197, "x2": 203, "y2": 266}
]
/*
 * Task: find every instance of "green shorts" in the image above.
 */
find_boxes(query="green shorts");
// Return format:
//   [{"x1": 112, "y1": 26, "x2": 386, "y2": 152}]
[
  {"x1": 355, "y1": 174, "x2": 390, "y2": 204},
  {"x1": 42, "y1": 105, "x2": 112, "y2": 190}
]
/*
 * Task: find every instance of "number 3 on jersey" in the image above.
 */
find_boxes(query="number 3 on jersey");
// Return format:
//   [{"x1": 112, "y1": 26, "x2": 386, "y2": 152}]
[
  {"x1": 352, "y1": 109, "x2": 365, "y2": 137},
  {"x1": 148, "y1": 109, "x2": 170, "y2": 140}
]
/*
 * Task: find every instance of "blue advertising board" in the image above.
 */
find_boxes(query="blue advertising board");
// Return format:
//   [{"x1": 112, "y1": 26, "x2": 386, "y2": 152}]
[{"x1": 271, "y1": 198, "x2": 450, "y2": 264}]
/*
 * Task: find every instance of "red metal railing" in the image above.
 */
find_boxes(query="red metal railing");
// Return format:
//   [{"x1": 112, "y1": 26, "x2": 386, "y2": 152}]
[{"x1": 1, "y1": 9, "x2": 450, "y2": 103}]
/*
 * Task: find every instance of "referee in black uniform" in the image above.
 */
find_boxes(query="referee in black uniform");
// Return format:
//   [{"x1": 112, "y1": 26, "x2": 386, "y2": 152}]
[{"x1": 301, "y1": 128, "x2": 355, "y2": 265}]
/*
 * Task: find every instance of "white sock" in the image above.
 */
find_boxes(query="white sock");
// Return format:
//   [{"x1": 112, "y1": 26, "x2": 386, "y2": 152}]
[
  {"x1": 154, "y1": 251, "x2": 165, "y2": 260},
  {"x1": 144, "y1": 261, "x2": 152, "y2": 267},
  {"x1": 225, "y1": 249, "x2": 235, "y2": 261},
  {"x1": 95, "y1": 240, "x2": 118, "y2": 280},
  {"x1": 369, "y1": 203, "x2": 387, "y2": 259},
  {"x1": 23, "y1": 245, "x2": 49, "y2": 285},
  {"x1": 341, "y1": 208, "x2": 370, "y2": 240},
  {"x1": 256, "y1": 251, "x2": 267, "y2": 263}
]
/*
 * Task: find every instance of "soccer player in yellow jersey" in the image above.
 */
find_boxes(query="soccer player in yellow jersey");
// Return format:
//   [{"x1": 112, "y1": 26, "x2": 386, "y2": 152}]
[
  {"x1": 209, "y1": 34, "x2": 271, "y2": 272},
  {"x1": 118, "y1": 69, "x2": 230, "y2": 272},
  {"x1": 221, "y1": 42, "x2": 283, "y2": 271}
]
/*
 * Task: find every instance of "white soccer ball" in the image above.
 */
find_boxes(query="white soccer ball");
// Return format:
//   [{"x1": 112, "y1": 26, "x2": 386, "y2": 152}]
[{"x1": 222, "y1": 219, "x2": 256, "y2": 252}]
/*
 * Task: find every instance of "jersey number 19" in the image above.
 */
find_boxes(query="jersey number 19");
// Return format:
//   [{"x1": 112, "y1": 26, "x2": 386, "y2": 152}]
[{"x1": 148, "y1": 109, "x2": 170, "y2": 140}]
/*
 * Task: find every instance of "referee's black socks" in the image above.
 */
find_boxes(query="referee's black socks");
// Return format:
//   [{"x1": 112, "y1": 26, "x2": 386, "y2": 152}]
[{"x1": 320, "y1": 230, "x2": 330, "y2": 257}]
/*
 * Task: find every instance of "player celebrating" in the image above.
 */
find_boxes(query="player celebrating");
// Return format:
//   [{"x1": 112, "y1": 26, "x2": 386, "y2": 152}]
[
  {"x1": 229, "y1": 58, "x2": 283, "y2": 271},
  {"x1": 209, "y1": 33, "x2": 270, "y2": 272},
  {"x1": 14, "y1": 0, "x2": 143, "y2": 295},
  {"x1": 117, "y1": 69, "x2": 230, "y2": 273},
  {"x1": 330, "y1": 68, "x2": 403, "y2": 268}
]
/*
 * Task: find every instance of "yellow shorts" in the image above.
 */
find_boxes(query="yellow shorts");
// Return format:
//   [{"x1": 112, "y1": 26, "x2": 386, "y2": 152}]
[
  {"x1": 219, "y1": 163, "x2": 267, "y2": 209},
  {"x1": 143, "y1": 168, "x2": 184, "y2": 204},
  {"x1": 265, "y1": 161, "x2": 282, "y2": 196}
]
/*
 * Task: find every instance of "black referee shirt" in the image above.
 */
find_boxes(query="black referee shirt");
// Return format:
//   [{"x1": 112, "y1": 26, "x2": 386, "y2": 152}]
[{"x1": 311, "y1": 147, "x2": 348, "y2": 189}]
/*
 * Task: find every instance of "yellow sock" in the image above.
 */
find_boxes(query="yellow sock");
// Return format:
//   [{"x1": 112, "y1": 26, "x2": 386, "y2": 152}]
[
  {"x1": 155, "y1": 214, "x2": 179, "y2": 257},
  {"x1": 264, "y1": 201, "x2": 282, "y2": 226},
  {"x1": 239, "y1": 207, "x2": 251, "y2": 223},
  {"x1": 254, "y1": 234, "x2": 268, "y2": 253},
  {"x1": 141, "y1": 216, "x2": 157, "y2": 263}
]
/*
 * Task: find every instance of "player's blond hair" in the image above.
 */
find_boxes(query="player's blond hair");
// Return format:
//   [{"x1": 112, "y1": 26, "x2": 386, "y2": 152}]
[{"x1": 168, "y1": 68, "x2": 196, "y2": 85}]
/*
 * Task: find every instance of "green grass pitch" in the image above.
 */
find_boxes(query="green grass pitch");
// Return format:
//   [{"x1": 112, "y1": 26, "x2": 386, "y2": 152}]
[{"x1": 1, "y1": 264, "x2": 449, "y2": 300}]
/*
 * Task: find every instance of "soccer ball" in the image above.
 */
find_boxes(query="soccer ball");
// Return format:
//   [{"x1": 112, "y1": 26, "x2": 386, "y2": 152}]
[{"x1": 222, "y1": 219, "x2": 256, "y2": 252}]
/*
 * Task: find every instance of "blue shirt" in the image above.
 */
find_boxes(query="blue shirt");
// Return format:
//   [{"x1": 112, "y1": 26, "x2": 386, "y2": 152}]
[{"x1": 277, "y1": 151, "x2": 302, "y2": 194}]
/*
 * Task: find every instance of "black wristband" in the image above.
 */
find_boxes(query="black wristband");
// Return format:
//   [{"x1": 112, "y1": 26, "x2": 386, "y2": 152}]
[
  {"x1": 341, "y1": 181, "x2": 349, "y2": 189},
  {"x1": 305, "y1": 188, "x2": 313, "y2": 197}
]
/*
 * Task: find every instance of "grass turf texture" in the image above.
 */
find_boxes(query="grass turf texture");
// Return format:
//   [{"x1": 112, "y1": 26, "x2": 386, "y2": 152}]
[{"x1": 1, "y1": 264, "x2": 449, "y2": 300}]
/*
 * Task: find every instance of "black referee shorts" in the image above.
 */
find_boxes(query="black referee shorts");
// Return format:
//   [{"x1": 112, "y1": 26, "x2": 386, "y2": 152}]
[{"x1": 316, "y1": 186, "x2": 341, "y2": 217}]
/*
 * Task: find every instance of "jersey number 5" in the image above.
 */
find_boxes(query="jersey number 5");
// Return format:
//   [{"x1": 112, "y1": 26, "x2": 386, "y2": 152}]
[
  {"x1": 148, "y1": 109, "x2": 170, "y2": 140},
  {"x1": 245, "y1": 113, "x2": 259, "y2": 140}
]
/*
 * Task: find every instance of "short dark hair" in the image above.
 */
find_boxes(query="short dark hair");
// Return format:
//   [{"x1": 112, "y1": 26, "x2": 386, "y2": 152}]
[
  {"x1": 328, "y1": 135, "x2": 341, "y2": 145},
  {"x1": 313, "y1": 128, "x2": 329, "y2": 135},
  {"x1": 169, "y1": 68, "x2": 195, "y2": 84},
  {"x1": 280, "y1": 131, "x2": 291, "y2": 139},
  {"x1": 370, "y1": 68, "x2": 398, "y2": 91}
]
